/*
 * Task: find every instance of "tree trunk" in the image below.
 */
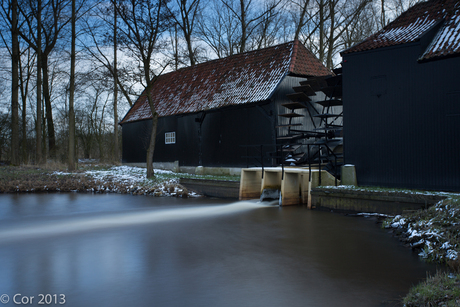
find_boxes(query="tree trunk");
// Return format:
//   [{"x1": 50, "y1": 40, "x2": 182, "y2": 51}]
[
  {"x1": 239, "y1": 0, "x2": 247, "y2": 53},
  {"x1": 294, "y1": 0, "x2": 309, "y2": 41},
  {"x1": 172, "y1": 24, "x2": 179, "y2": 70},
  {"x1": 68, "y1": 0, "x2": 76, "y2": 171},
  {"x1": 186, "y1": 34, "x2": 195, "y2": 66},
  {"x1": 19, "y1": 49, "x2": 30, "y2": 164},
  {"x1": 11, "y1": 0, "x2": 20, "y2": 165},
  {"x1": 381, "y1": 0, "x2": 385, "y2": 27},
  {"x1": 113, "y1": 0, "x2": 119, "y2": 162},
  {"x1": 41, "y1": 54, "x2": 56, "y2": 159},
  {"x1": 21, "y1": 83, "x2": 27, "y2": 163},
  {"x1": 326, "y1": 0, "x2": 335, "y2": 69},
  {"x1": 318, "y1": 0, "x2": 325, "y2": 64},
  {"x1": 36, "y1": 0, "x2": 43, "y2": 164},
  {"x1": 143, "y1": 57, "x2": 158, "y2": 179},
  {"x1": 146, "y1": 110, "x2": 158, "y2": 179}
]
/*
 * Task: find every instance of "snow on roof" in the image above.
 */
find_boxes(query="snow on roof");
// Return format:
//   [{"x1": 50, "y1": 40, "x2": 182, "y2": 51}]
[
  {"x1": 120, "y1": 40, "x2": 331, "y2": 124},
  {"x1": 422, "y1": 6, "x2": 460, "y2": 60},
  {"x1": 342, "y1": 0, "x2": 460, "y2": 61}
]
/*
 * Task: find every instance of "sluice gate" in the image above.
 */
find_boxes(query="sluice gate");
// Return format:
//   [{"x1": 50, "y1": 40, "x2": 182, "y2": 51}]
[{"x1": 239, "y1": 167, "x2": 338, "y2": 207}]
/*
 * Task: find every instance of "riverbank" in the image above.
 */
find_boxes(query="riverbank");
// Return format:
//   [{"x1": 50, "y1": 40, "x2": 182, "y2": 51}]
[
  {"x1": 314, "y1": 185, "x2": 460, "y2": 305},
  {"x1": 0, "y1": 164, "x2": 238, "y2": 197},
  {"x1": 382, "y1": 195, "x2": 460, "y2": 306}
]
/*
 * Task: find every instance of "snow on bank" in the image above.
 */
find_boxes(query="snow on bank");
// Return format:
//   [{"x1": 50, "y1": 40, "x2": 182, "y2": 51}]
[
  {"x1": 385, "y1": 199, "x2": 459, "y2": 262},
  {"x1": 320, "y1": 185, "x2": 460, "y2": 197},
  {"x1": 53, "y1": 166, "x2": 199, "y2": 197}
]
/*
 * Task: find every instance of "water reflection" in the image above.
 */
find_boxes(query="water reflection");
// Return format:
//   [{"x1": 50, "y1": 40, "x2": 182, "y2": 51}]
[{"x1": 0, "y1": 194, "x2": 437, "y2": 306}]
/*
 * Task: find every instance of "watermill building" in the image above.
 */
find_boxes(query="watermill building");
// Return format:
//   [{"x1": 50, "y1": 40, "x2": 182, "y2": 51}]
[
  {"x1": 119, "y1": 41, "x2": 336, "y2": 173},
  {"x1": 341, "y1": 0, "x2": 460, "y2": 191}
]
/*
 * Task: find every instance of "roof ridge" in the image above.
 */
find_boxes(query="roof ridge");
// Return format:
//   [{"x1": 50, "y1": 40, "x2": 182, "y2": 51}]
[
  {"x1": 288, "y1": 39, "x2": 299, "y2": 73},
  {"x1": 148, "y1": 41, "x2": 296, "y2": 81}
]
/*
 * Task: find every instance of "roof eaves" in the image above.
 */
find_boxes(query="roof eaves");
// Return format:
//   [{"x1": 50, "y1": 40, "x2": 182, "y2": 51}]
[
  {"x1": 340, "y1": 35, "x2": 373, "y2": 55},
  {"x1": 418, "y1": 48, "x2": 460, "y2": 62}
]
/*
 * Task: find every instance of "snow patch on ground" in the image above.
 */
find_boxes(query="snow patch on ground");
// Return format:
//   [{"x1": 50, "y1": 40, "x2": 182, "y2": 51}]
[
  {"x1": 322, "y1": 185, "x2": 460, "y2": 197},
  {"x1": 53, "y1": 166, "x2": 199, "y2": 197},
  {"x1": 386, "y1": 201, "x2": 459, "y2": 262}
]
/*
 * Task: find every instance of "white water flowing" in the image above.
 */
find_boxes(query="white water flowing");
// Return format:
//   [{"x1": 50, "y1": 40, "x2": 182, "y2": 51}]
[{"x1": 0, "y1": 200, "x2": 276, "y2": 243}]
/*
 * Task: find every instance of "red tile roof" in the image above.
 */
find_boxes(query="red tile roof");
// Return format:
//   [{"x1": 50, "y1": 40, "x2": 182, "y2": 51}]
[
  {"x1": 120, "y1": 40, "x2": 331, "y2": 124},
  {"x1": 342, "y1": 0, "x2": 460, "y2": 61}
]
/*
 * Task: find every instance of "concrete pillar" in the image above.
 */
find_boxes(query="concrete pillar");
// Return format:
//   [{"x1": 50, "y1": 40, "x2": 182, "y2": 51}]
[
  {"x1": 195, "y1": 166, "x2": 204, "y2": 175},
  {"x1": 239, "y1": 168, "x2": 263, "y2": 200},
  {"x1": 281, "y1": 171, "x2": 301, "y2": 206},
  {"x1": 341, "y1": 164, "x2": 357, "y2": 186},
  {"x1": 173, "y1": 160, "x2": 180, "y2": 173}
]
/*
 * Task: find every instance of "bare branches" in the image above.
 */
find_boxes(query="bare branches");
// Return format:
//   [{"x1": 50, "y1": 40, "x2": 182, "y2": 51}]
[{"x1": 168, "y1": 0, "x2": 202, "y2": 65}]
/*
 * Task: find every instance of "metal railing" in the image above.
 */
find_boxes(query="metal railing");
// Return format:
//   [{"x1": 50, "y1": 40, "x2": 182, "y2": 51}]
[{"x1": 241, "y1": 142, "x2": 342, "y2": 185}]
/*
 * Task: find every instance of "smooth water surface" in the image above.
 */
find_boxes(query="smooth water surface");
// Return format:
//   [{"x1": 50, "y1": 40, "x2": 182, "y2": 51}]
[{"x1": 0, "y1": 194, "x2": 438, "y2": 306}]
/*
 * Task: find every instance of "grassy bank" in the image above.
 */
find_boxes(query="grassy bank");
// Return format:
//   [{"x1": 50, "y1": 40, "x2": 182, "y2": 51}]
[
  {"x1": 402, "y1": 271, "x2": 460, "y2": 306},
  {"x1": 0, "y1": 164, "x2": 240, "y2": 197},
  {"x1": 383, "y1": 194, "x2": 460, "y2": 306}
]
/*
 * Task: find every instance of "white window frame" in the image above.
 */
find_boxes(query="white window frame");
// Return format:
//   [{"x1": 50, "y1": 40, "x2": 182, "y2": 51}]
[{"x1": 165, "y1": 132, "x2": 176, "y2": 144}]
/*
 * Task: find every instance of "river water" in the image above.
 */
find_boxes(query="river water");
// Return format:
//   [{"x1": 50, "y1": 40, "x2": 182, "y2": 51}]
[{"x1": 0, "y1": 194, "x2": 438, "y2": 306}]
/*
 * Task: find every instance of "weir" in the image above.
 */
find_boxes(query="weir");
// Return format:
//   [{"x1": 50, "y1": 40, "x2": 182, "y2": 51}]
[{"x1": 239, "y1": 167, "x2": 338, "y2": 207}]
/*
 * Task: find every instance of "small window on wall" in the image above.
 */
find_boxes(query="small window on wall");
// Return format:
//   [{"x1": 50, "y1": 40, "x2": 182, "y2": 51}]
[{"x1": 165, "y1": 132, "x2": 176, "y2": 144}]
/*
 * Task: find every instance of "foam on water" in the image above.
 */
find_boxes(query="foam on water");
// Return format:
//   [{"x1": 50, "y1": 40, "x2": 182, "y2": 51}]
[{"x1": 0, "y1": 200, "x2": 275, "y2": 243}]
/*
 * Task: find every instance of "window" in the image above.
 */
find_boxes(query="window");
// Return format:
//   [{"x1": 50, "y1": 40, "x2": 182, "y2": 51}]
[{"x1": 165, "y1": 132, "x2": 176, "y2": 144}]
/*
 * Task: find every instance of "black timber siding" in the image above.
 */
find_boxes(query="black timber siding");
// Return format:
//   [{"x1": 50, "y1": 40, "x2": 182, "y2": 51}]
[
  {"x1": 342, "y1": 42, "x2": 460, "y2": 191},
  {"x1": 121, "y1": 101, "x2": 276, "y2": 167}
]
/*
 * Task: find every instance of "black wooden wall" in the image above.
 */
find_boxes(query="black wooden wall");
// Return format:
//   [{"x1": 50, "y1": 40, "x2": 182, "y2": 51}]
[
  {"x1": 342, "y1": 42, "x2": 460, "y2": 191},
  {"x1": 121, "y1": 101, "x2": 276, "y2": 167}
]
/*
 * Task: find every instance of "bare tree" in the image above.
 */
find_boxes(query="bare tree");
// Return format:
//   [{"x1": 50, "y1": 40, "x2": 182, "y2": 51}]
[
  {"x1": 221, "y1": 0, "x2": 281, "y2": 53},
  {"x1": 198, "y1": 0, "x2": 282, "y2": 57},
  {"x1": 81, "y1": 4, "x2": 136, "y2": 108},
  {"x1": 169, "y1": 0, "x2": 202, "y2": 66},
  {"x1": 289, "y1": 0, "x2": 310, "y2": 41},
  {"x1": 73, "y1": 72, "x2": 113, "y2": 161},
  {"x1": 169, "y1": 23, "x2": 181, "y2": 69},
  {"x1": 0, "y1": 111, "x2": 10, "y2": 161},
  {"x1": 0, "y1": 0, "x2": 20, "y2": 164},
  {"x1": 10, "y1": 0, "x2": 19, "y2": 165},
  {"x1": 68, "y1": 0, "x2": 76, "y2": 170},
  {"x1": 115, "y1": 0, "x2": 173, "y2": 178},
  {"x1": 17, "y1": 0, "x2": 73, "y2": 159},
  {"x1": 252, "y1": 0, "x2": 287, "y2": 49},
  {"x1": 18, "y1": 47, "x2": 35, "y2": 163},
  {"x1": 113, "y1": 0, "x2": 119, "y2": 162},
  {"x1": 0, "y1": 0, "x2": 22, "y2": 165},
  {"x1": 196, "y1": 0, "x2": 239, "y2": 58},
  {"x1": 296, "y1": 0, "x2": 372, "y2": 69},
  {"x1": 36, "y1": 0, "x2": 43, "y2": 163},
  {"x1": 341, "y1": 1, "x2": 377, "y2": 50}
]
